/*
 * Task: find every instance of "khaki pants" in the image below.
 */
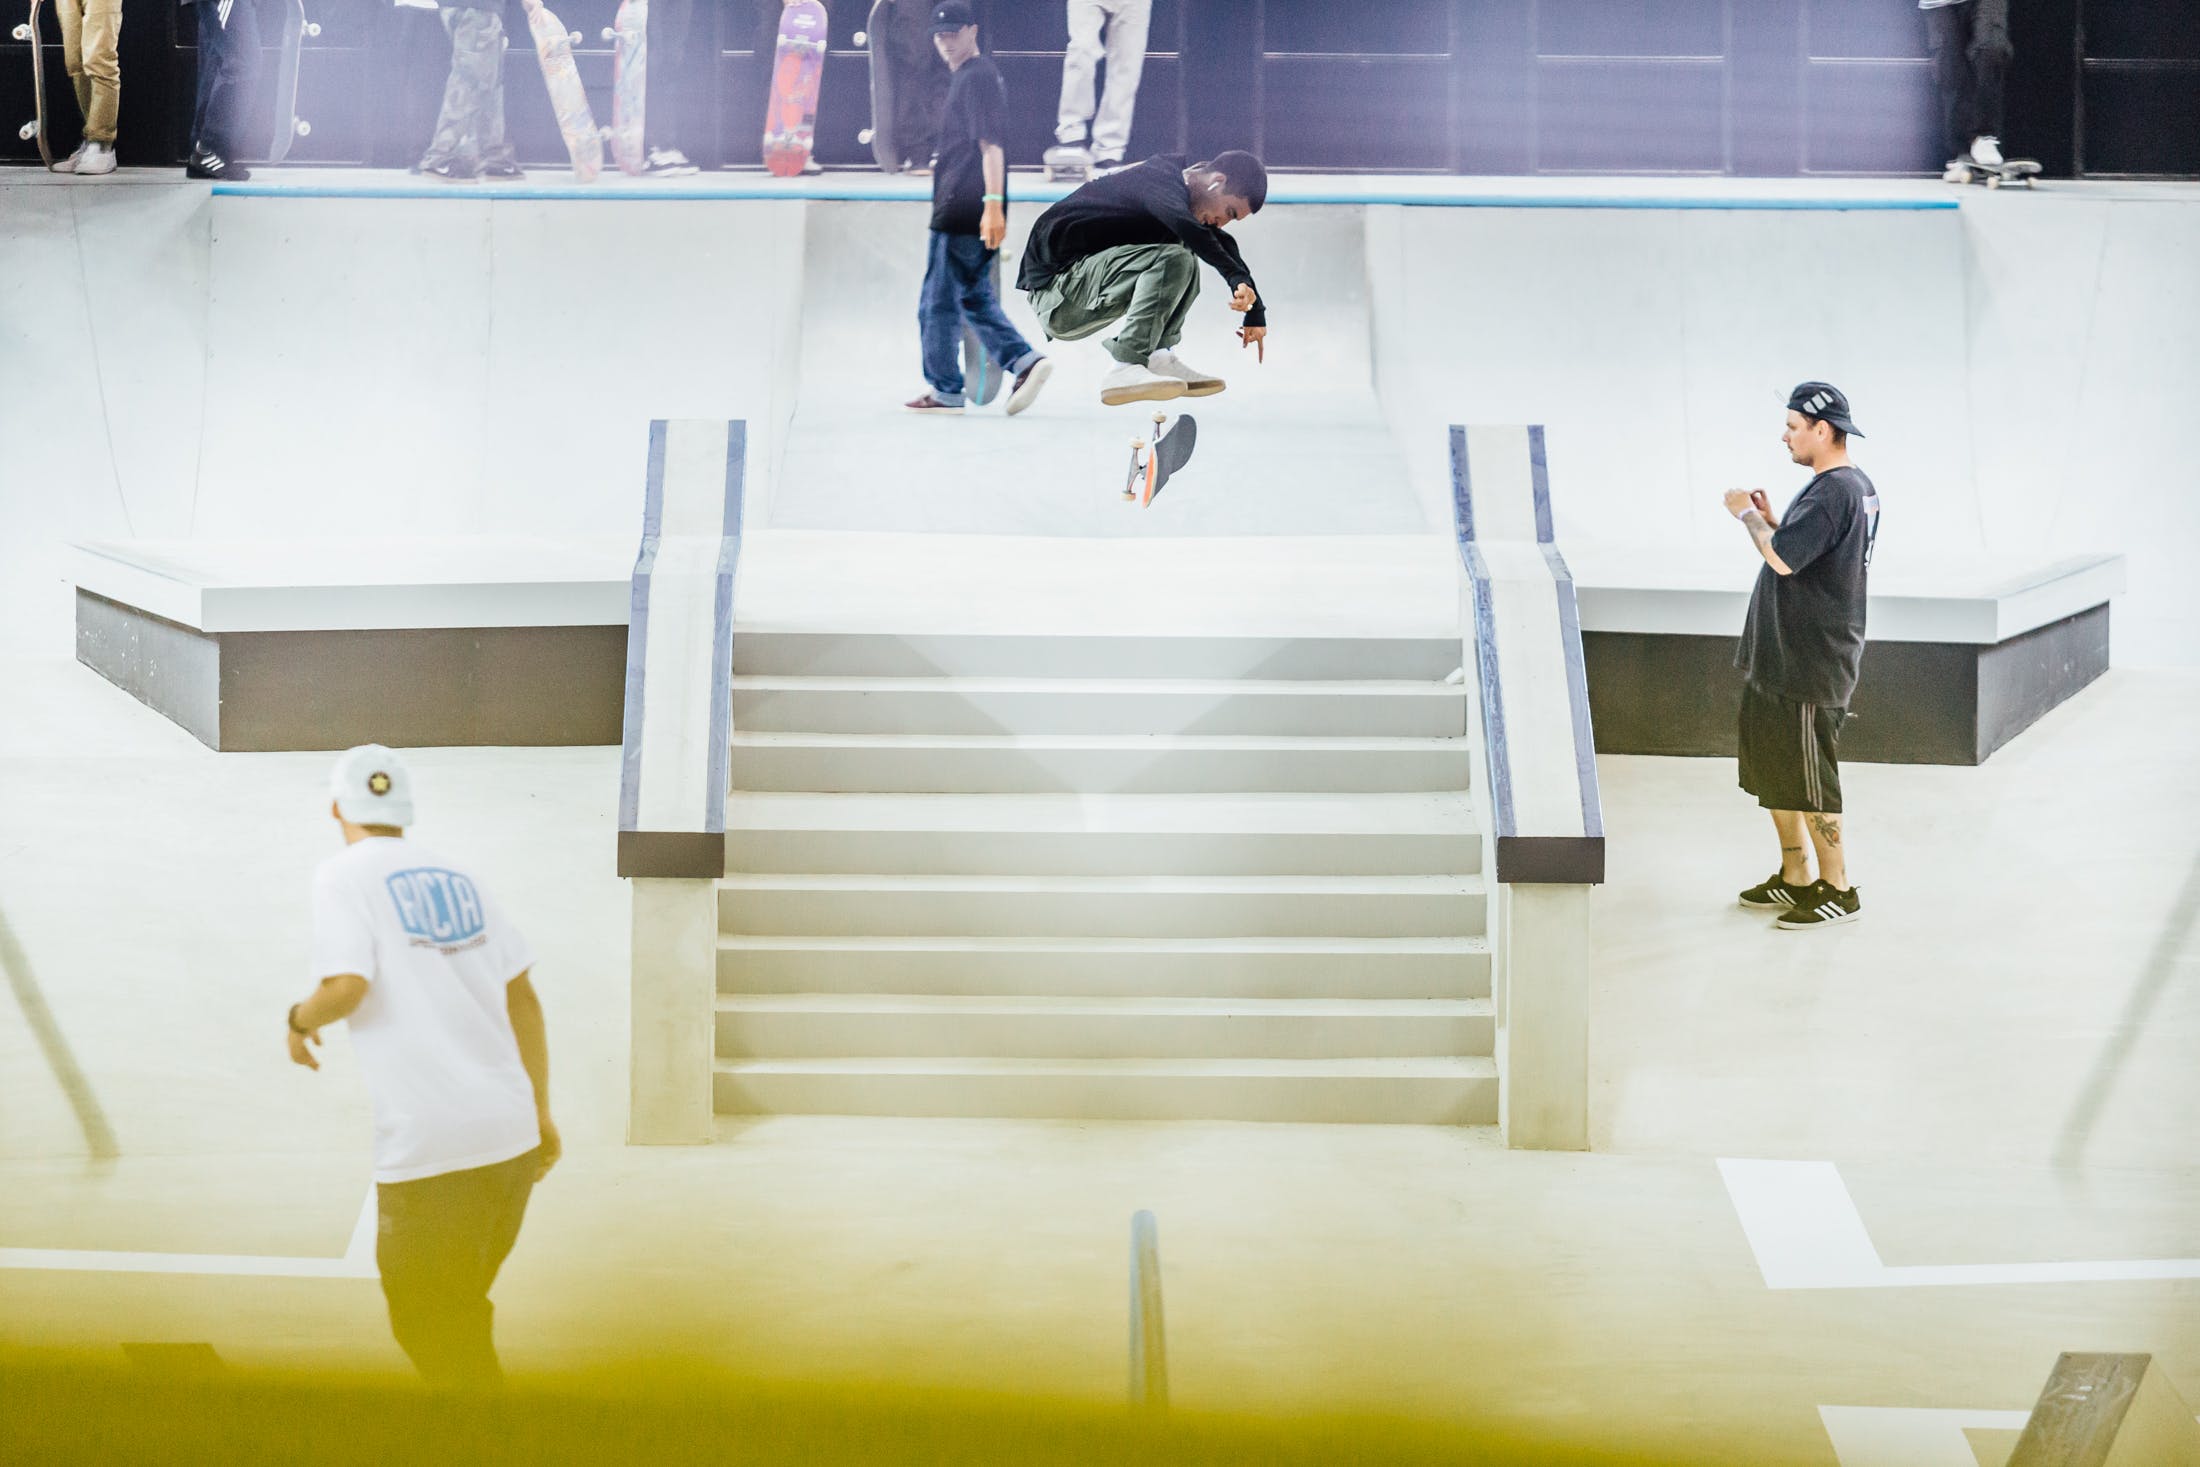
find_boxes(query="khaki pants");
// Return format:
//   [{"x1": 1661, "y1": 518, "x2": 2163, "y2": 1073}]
[
  {"x1": 1029, "y1": 242, "x2": 1199, "y2": 365},
  {"x1": 55, "y1": 0, "x2": 121, "y2": 145}
]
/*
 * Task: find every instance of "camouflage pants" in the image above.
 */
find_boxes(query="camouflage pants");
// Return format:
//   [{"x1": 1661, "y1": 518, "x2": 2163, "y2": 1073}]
[{"x1": 422, "y1": 7, "x2": 514, "y2": 169}]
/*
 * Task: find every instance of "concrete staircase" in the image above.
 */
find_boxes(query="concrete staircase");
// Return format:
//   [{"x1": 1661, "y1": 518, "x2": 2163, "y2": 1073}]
[{"x1": 712, "y1": 633, "x2": 1493, "y2": 1124}]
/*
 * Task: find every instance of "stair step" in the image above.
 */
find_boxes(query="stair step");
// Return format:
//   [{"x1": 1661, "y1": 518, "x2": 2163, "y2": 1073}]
[
  {"x1": 717, "y1": 934, "x2": 1491, "y2": 999},
  {"x1": 715, "y1": 994, "x2": 1494, "y2": 1060},
  {"x1": 717, "y1": 873, "x2": 1487, "y2": 939},
  {"x1": 713, "y1": 1055, "x2": 1498, "y2": 1124},
  {"x1": 727, "y1": 732, "x2": 1472, "y2": 795},
  {"x1": 723, "y1": 791, "x2": 1481, "y2": 876},
  {"x1": 732, "y1": 632, "x2": 1464, "y2": 682},
  {"x1": 730, "y1": 675, "x2": 1466, "y2": 737}
]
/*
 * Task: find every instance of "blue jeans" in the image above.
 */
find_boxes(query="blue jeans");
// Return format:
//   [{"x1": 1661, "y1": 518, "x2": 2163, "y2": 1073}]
[{"x1": 920, "y1": 230, "x2": 1041, "y2": 405}]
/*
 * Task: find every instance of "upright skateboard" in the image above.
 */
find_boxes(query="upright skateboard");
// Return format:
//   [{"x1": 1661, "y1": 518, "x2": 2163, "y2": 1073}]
[
  {"x1": 1123, "y1": 412, "x2": 1197, "y2": 506},
  {"x1": 268, "y1": 0, "x2": 320, "y2": 163},
  {"x1": 521, "y1": 0, "x2": 602, "y2": 182},
  {"x1": 762, "y1": 0, "x2": 826, "y2": 177},
  {"x1": 855, "y1": 0, "x2": 898, "y2": 172},
  {"x1": 600, "y1": 0, "x2": 646, "y2": 175},
  {"x1": 1948, "y1": 157, "x2": 2041, "y2": 190},
  {"x1": 961, "y1": 250, "x2": 1007, "y2": 406},
  {"x1": 12, "y1": 0, "x2": 52, "y2": 168}
]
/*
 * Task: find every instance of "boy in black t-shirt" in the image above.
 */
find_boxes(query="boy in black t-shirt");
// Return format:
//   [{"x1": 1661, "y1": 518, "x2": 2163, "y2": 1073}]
[
  {"x1": 904, "y1": 2, "x2": 1053, "y2": 416},
  {"x1": 1724, "y1": 382, "x2": 1882, "y2": 930}
]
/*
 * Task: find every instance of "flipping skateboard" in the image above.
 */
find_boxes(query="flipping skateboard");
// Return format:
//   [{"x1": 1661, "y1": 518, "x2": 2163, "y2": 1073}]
[
  {"x1": 762, "y1": 0, "x2": 827, "y2": 177},
  {"x1": 1123, "y1": 412, "x2": 1196, "y2": 506},
  {"x1": 1948, "y1": 157, "x2": 2041, "y2": 190},
  {"x1": 521, "y1": 0, "x2": 602, "y2": 182},
  {"x1": 268, "y1": 0, "x2": 320, "y2": 163},
  {"x1": 12, "y1": 0, "x2": 52, "y2": 168},
  {"x1": 600, "y1": 0, "x2": 646, "y2": 175}
]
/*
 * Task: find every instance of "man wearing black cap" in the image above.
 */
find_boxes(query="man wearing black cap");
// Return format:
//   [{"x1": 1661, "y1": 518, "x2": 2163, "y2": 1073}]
[
  {"x1": 904, "y1": 1, "x2": 1053, "y2": 415},
  {"x1": 1724, "y1": 383, "x2": 1882, "y2": 930}
]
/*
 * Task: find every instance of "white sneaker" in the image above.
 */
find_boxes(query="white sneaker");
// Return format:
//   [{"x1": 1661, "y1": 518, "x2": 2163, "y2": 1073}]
[
  {"x1": 1146, "y1": 348, "x2": 1225, "y2": 397},
  {"x1": 1942, "y1": 158, "x2": 1974, "y2": 183},
  {"x1": 1099, "y1": 362, "x2": 1186, "y2": 407},
  {"x1": 74, "y1": 140, "x2": 116, "y2": 176},
  {"x1": 1004, "y1": 357, "x2": 1053, "y2": 417},
  {"x1": 1970, "y1": 135, "x2": 2003, "y2": 168},
  {"x1": 51, "y1": 141, "x2": 86, "y2": 173}
]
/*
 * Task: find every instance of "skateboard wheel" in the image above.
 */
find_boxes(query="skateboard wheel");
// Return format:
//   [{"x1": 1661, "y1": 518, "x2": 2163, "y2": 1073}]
[
  {"x1": 296, "y1": 120, "x2": 312, "y2": 137},
  {"x1": 11, "y1": 22, "x2": 27, "y2": 37},
  {"x1": 601, "y1": 25, "x2": 613, "y2": 37},
  {"x1": 852, "y1": 28, "x2": 866, "y2": 45},
  {"x1": 857, "y1": 127, "x2": 873, "y2": 145},
  {"x1": 305, "y1": 20, "x2": 319, "y2": 34},
  {"x1": 568, "y1": 29, "x2": 581, "y2": 44},
  {"x1": 19, "y1": 120, "x2": 37, "y2": 141}
]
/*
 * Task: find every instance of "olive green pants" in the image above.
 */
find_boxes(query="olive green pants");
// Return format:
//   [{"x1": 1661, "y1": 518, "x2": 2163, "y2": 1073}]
[
  {"x1": 56, "y1": 0, "x2": 121, "y2": 145},
  {"x1": 1027, "y1": 243, "x2": 1200, "y2": 365}
]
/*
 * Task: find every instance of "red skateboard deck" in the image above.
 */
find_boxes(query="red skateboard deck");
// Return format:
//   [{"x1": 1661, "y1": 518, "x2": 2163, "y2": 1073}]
[{"x1": 763, "y1": 0, "x2": 827, "y2": 177}]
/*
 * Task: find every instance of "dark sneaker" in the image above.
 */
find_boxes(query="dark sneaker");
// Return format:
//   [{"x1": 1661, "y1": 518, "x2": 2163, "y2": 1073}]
[
  {"x1": 903, "y1": 393, "x2": 963, "y2": 414},
  {"x1": 1738, "y1": 872, "x2": 1813, "y2": 911},
  {"x1": 1004, "y1": 357, "x2": 1053, "y2": 417},
  {"x1": 1776, "y1": 882, "x2": 1861, "y2": 930},
  {"x1": 185, "y1": 146, "x2": 249, "y2": 182},
  {"x1": 419, "y1": 157, "x2": 479, "y2": 184},
  {"x1": 480, "y1": 157, "x2": 525, "y2": 180}
]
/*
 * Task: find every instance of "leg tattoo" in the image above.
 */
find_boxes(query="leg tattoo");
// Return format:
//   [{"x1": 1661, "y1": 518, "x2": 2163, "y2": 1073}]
[{"x1": 1808, "y1": 814, "x2": 1842, "y2": 847}]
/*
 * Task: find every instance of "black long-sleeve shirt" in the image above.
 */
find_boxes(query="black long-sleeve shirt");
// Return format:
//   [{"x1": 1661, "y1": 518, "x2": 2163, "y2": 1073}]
[{"x1": 1017, "y1": 154, "x2": 1268, "y2": 330}]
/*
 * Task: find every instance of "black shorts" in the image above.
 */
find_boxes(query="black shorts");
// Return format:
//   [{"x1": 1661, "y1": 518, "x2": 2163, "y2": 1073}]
[{"x1": 1736, "y1": 681, "x2": 1845, "y2": 814}]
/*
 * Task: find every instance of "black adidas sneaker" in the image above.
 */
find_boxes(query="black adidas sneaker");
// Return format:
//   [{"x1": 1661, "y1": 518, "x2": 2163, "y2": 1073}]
[
  {"x1": 1776, "y1": 881, "x2": 1862, "y2": 929},
  {"x1": 1738, "y1": 873, "x2": 1813, "y2": 911}
]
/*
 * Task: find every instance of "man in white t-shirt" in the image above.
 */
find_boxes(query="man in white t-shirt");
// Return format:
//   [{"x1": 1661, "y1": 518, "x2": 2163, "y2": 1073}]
[{"x1": 285, "y1": 745, "x2": 560, "y2": 1387}]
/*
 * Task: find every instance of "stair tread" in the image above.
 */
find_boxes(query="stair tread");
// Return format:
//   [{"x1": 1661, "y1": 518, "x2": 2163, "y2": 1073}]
[
  {"x1": 716, "y1": 1055, "x2": 1498, "y2": 1078},
  {"x1": 717, "y1": 933, "x2": 1488, "y2": 953},
  {"x1": 719, "y1": 872, "x2": 1482, "y2": 895},
  {"x1": 716, "y1": 994, "x2": 1492, "y2": 1018},
  {"x1": 732, "y1": 675, "x2": 1464, "y2": 695},
  {"x1": 730, "y1": 731, "x2": 1469, "y2": 751},
  {"x1": 724, "y1": 791, "x2": 1478, "y2": 836}
]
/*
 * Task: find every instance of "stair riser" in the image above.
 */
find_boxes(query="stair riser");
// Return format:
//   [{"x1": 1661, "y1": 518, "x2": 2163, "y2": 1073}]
[
  {"x1": 719, "y1": 948, "x2": 1491, "y2": 1000},
  {"x1": 714, "y1": 1070, "x2": 1499, "y2": 1124},
  {"x1": 719, "y1": 889, "x2": 1486, "y2": 939},
  {"x1": 728, "y1": 746, "x2": 1472, "y2": 795},
  {"x1": 732, "y1": 688, "x2": 1467, "y2": 738},
  {"x1": 724, "y1": 829, "x2": 1481, "y2": 877},
  {"x1": 734, "y1": 634, "x2": 1463, "y2": 682},
  {"x1": 716, "y1": 1011, "x2": 1494, "y2": 1061}
]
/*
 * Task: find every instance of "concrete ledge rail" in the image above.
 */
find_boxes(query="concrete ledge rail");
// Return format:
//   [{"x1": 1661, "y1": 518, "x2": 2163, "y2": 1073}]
[
  {"x1": 729, "y1": 675, "x2": 1468, "y2": 737},
  {"x1": 722, "y1": 792, "x2": 1482, "y2": 876},
  {"x1": 716, "y1": 874, "x2": 1489, "y2": 939},
  {"x1": 725, "y1": 732, "x2": 1474, "y2": 795},
  {"x1": 716, "y1": 934, "x2": 1492, "y2": 1000},
  {"x1": 714, "y1": 994, "x2": 1495, "y2": 1060},
  {"x1": 713, "y1": 1055, "x2": 1500, "y2": 1123}
]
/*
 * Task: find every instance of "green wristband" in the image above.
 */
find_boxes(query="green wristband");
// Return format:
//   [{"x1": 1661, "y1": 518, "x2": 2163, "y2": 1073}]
[{"x1": 983, "y1": 193, "x2": 1005, "y2": 202}]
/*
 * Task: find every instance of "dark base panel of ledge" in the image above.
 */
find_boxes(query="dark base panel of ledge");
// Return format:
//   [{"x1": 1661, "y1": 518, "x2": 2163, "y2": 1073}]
[
  {"x1": 76, "y1": 590, "x2": 627, "y2": 751},
  {"x1": 1582, "y1": 603, "x2": 2109, "y2": 767}
]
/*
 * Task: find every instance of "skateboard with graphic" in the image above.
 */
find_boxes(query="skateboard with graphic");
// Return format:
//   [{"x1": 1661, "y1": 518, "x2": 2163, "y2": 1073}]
[
  {"x1": 762, "y1": 0, "x2": 827, "y2": 177},
  {"x1": 521, "y1": 0, "x2": 602, "y2": 181},
  {"x1": 269, "y1": 0, "x2": 320, "y2": 163},
  {"x1": 600, "y1": 0, "x2": 646, "y2": 174},
  {"x1": 11, "y1": 0, "x2": 52, "y2": 168},
  {"x1": 1123, "y1": 412, "x2": 1197, "y2": 506},
  {"x1": 1947, "y1": 157, "x2": 2040, "y2": 190}
]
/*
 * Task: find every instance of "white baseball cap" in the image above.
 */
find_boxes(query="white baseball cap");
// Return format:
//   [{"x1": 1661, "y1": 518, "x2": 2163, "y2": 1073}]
[{"x1": 330, "y1": 744, "x2": 415, "y2": 828}]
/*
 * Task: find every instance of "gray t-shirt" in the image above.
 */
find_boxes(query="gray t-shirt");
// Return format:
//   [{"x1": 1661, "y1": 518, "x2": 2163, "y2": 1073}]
[{"x1": 1735, "y1": 465, "x2": 1880, "y2": 708}]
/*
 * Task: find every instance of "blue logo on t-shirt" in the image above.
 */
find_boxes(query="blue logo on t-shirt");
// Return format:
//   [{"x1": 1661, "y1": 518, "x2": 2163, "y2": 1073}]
[{"x1": 386, "y1": 868, "x2": 487, "y2": 945}]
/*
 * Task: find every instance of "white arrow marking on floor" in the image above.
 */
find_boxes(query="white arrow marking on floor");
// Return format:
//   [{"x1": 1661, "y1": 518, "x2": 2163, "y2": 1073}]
[
  {"x1": 1721, "y1": 1159, "x2": 2200, "y2": 1289},
  {"x1": 0, "y1": 1195, "x2": 376, "y2": 1278}
]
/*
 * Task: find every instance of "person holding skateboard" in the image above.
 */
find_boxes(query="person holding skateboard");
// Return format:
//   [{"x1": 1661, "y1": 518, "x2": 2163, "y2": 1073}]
[
  {"x1": 903, "y1": 1, "x2": 1052, "y2": 417},
  {"x1": 48, "y1": 0, "x2": 121, "y2": 174},
  {"x1": 181, "y1": 0, "x2": 255, "y2": 180},
  {"x1": 1921, "y1": 0, "x2": 2016, "y2": 181},
  {"x1": 1016, "y1": 150, "x2": 1267, "y2": 407},
  {"x1": 416, "y1": 0, "x2": 524, "y2": 182}
]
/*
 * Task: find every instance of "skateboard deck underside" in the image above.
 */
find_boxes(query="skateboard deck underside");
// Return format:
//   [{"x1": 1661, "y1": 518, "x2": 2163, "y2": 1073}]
[
  {"x1": 18, "y1": 0, "x2": 52, "y2": 167},
  {"x1": 607, "y1": 0, "x2": 646, "y2": 174},
  {"x1": 863, "y1": 0, "x2": 897, "y2": 172},
  {"x1": 763, "y1": 0, "x2": 827, "y2": 176},
  {"x1": 525, "y1": 0, "x2": 603, "y2": 181},
  {"x1": 269, "y1": 0, "x2": 309, "y2": 163}
]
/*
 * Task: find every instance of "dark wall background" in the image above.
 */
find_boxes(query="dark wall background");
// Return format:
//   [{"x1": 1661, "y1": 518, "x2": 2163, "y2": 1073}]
[{"x1": 1, "y1": 0, "x2": 2193, "y2": 176}]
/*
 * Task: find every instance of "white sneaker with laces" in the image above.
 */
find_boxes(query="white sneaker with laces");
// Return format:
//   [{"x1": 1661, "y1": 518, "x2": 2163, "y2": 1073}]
[
  {"x1": 74, "y1": 140, "x2": 116, "y2": 175},
  {"x1": 1099, "y1": 362, "x2": 1186, "y2": 407},
  {"x1": 645, "y1": 147, "x2": 698, "y2": 177},
  {"x1": 1146, "y1": 348, "x2": 1225, "y2": 397},
  {"x1": 51, "y1": 140, "x2": 86, "y2": 173},
  {"x1": 1942, "y1": 158, "x2": 1974, "y2": 183},
  {"x1": 1970, "y1": 135, "x2": 2004, "y2": 168}
]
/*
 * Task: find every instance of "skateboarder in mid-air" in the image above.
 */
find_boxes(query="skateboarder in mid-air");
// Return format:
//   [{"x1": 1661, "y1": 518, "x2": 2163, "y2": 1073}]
[
  {"x1": 1017, "y1": 150, "x2": 1268, "y2": 407},
  {"x1": 903, "y1": 1, "x2": 1052, "y2": 417}
]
